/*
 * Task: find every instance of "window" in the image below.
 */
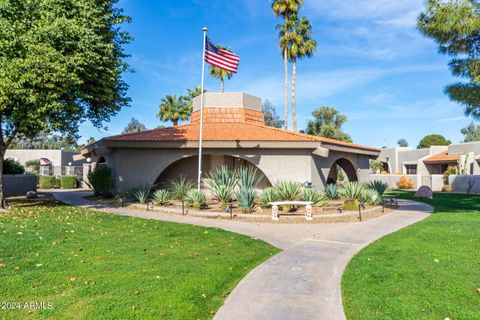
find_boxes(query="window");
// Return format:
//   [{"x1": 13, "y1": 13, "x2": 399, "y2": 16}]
[{"x1": 405, "y1": 164, "x2": 417, "y2": 175}]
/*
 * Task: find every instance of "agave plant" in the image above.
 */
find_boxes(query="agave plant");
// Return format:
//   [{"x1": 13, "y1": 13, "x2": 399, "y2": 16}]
[
  {"x1": 128, "y1": 185, "x2": 151, "y2": 204},
  {"x1": 236, "y1": 166, "x2": 263, "y2": 190},
  {"x1": 339, "y1": 182, "x2": 365, "y2": 201},
  {"x1": 360, "y1": 188, "x2": 382, "y2": 206},
  {"x1": 367, "y1": 180, "x2": 389, "y2": 195},
  {"x1": 203, "y1": 165, "x2": 238, "y2": 209},
  {"x1": 169, "y1": 176, "x2": 195, "y2": 200},
  {"x1": 236, "y1": 188, "x2": 257, "y2": 213},
  {"x1": 300, "y1": 188, "x2": 328, "y2": 206},
  {"x1": 152, "y1": 189, "x2": 171, "y2": 206},
  {"x1": 259, "y1": 187, "x2": 280, "y2": 208},
  {"x1": 324, "y1": 184, "x2": 340, "y2": 199},
  {"x1": 185, "y1": 189, "x2": 206, "y2": 209},
  {"x1": 275, "y1": 180, "x2": 302, "y2": 201}
]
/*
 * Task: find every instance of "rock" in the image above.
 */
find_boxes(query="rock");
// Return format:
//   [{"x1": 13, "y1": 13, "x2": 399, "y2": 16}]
[
  {"x1": 26, "y1": 191, "x2": 38, "y2": 199},
  {"x1": 253, "y1": 205, "x2": 262, "y2": 213},
  {"x1": 414, "y1": 185, "x2": 433, "y2": 199}
]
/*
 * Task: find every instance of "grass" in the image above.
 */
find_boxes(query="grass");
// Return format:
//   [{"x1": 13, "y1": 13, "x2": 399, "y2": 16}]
[
  {"x1": 0, "y1": 201, "x2": 279, "y2": 319},
  {"x1": 342, "y1": 190, "x2": 480, "y2": 320}
]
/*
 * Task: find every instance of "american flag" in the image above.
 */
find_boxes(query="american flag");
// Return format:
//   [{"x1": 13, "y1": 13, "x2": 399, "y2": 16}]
[{"x1": 205, "y1": 37, "x2": 240, "y2": 73}]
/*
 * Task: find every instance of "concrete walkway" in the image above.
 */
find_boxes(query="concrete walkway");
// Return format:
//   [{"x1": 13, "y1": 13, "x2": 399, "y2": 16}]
[{"x1": 52, "y1": 190, "x2": 432, "y2": 320}]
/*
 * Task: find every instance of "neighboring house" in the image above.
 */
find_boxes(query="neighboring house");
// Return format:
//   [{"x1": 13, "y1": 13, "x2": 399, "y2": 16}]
[
  {"x1": 5, "y1": 149, "x2": 85, "y2": 176},
  {"x1": 373, "y1": 142, "x2": 480, "y2": 191},
  {"x1": 79, "y1": 92, "x2": 380, "y2": 193}
]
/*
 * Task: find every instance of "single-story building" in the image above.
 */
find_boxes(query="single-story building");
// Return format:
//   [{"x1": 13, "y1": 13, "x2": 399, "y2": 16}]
[{"x1": 79, "y1": 92, "x2": 380, "y2": 193}]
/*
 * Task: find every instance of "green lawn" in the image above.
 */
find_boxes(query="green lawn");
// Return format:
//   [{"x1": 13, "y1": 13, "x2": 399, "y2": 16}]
[
  {"x1": 342, "y1": 191, "x2": 480, "y2": 320},
  {"x1": 0, "y1": 201, "x2": 279, "y2": 319}
]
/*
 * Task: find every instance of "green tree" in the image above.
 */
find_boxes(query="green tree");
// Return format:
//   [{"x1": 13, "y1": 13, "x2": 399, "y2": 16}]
[
  {"x1": 10, "y1": 132, "x2": 79, "y2": 151},
  {"x1": 122, "y1": 117, "x2": 147, "y2": 134},
  {"x1": 418, "y1": 0, "x2": 480, "y2": 118},
  {"x1": 306, "y1": 106, "x2": 352, "y2": 142},
  {"x1": 262, "y1": 100, "x2": 285, "y2": 128},
  {"x1": 397, "y1": 138, "x2": 409, "y2": 147},
  {"x1": 461, "y1": 122, "x2": 480, "y2": 142},
  {"x1": 288, "y1": 15, "x2": 316, "y2": 132},
  {"x1": 157, "y1": 95, "x2": 191, "y2": 126},
  {"x1": 86, "y1": 137, "x2": 96, "y2": 145},
  {"x1": 417, "y1": 134, "x2": 452, "y2": 149},
  {"x1": 209, "y1": 46, "x2": 234, "y2": 93},
  {"x1": 0, "y1": 0, "x2": 131, "y2": 203},
  {"x1": 184, "y1": 86, "x2": 205, "y2": 109},
  {"x1": 272, "y1": 0, "x2": 303, "y2": 130}
]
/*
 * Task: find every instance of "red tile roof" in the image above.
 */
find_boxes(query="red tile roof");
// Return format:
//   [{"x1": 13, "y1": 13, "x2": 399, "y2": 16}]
[
  {"x1": 423, "y1": 152, "x2": 459, "y2": 164},
  {"x1": 104, "y1": 122, "x2": 379, "y2": 151}
]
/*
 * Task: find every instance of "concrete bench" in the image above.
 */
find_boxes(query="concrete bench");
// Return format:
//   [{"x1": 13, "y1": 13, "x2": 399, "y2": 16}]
[{"x1": 268, "y1": 201, "x2": 313, "y2": 221}]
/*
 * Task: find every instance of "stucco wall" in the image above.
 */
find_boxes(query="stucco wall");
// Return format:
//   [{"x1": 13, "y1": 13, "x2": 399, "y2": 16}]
[
  {"x1": 370, "y1": 174, "x2": 418, "y2": 190},
  {"x1": 5, "y1": 149, "x2": 84, "y2": 166},
  {"x1": 110, "y1": 148, "x2": 314, "y2": 193},
  {"x1": 449, "y1": 175, "x2": 480, "y2": 194},
  {"x1": 3, "y1": 174, "x2": 37, "y2": 197}
]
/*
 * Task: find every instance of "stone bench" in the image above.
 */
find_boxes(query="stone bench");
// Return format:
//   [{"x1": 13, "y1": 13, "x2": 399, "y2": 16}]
[{"x1": 268, "y1": 201, "x2": 313, "y2": 221}]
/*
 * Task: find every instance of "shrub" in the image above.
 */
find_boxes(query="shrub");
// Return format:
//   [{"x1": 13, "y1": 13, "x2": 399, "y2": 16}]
[
  {"x1": 443, "y1": 165, "x2": 458, "y2": 185},
  {"x1": 442, "y1": 184, "x2": 452, "y2": 192},
  {"x1": 186, "y1": 189, "x2": 206, "y2": 209},
  {"x1": 360, "y1": 188, "x2": 382, "y2": 206},
  {"x1": 204, "y1": 166, "x2": 237, "y2": 209},
  {"x1": 259, "y1": 187, "x2": 280, "y2": 208},
  {"x1": 152, "y1": 189, "x2": 170, "y2": 206},
  {"x1": 339, "y1": 182, "x2": 365, "y2": 202},
  {"x1": 236, "y1": 166, "x2": 263, "y2": 190},
  {"x1": 236, "y1": 188, "x2": 257, "y2": 213},
  {"x1": 343, "y1": 199, "x2": 360, "y2": 211},
  {"x1": 300, "y1": 188, "x2": 328, "y2": 206},
  {"x1": 169, "y1": 176, "x2": 195, "y2": 200},
  {"x1": 396, "y1": 176, "x2": 414, "y2": 189},
  {"x1": 87, "y1": 166, "x2": 114, "y2": 198},
  {"x1": 367, "y1": 180, "x2": 389, "y2": 195},
  {"x1": 24, "y1": 159, "x2": 40, "y2": 173},
  {"x1": 60, "y1": 175, "x2": 77, "y2": 189},
  {"x1": 324, "y1": 184, "x2": 340, "y2": 199},
  {"x1": 39, "y1": 175, "x2": 56, "y2": 189},
  {"x1": 3, "y1": 159, "x2": 25, "y2": 174},
  {"x1": 128, "y1": 186, "x2": 151, "y2": 204},
  {"x1": 275, "y1": 180, "x2": 302, "y2": 201},
  {"x1": 55, "y1": 177, "x2": 61, "y2": 188}
]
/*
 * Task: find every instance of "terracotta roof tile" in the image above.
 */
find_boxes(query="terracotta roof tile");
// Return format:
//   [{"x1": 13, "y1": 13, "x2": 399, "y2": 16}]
[
  {"x1": 103, "y1": 122, "x2": 379, "y2": 151},
  {"x1": 423, "y1": 152, "x2": 459, "y2": 163}
]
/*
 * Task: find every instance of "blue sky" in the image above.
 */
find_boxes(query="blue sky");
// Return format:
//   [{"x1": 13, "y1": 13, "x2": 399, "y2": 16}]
[{"x1": 78, "y1": 0, "x2": 473, "y2": 148}]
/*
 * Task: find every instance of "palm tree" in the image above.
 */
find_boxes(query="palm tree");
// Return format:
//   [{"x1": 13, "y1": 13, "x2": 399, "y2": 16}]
[
  {"x1": 209, "y1": 46, "x2": 234, "y2": 92},
  {"x1": 272, "y1": 0, "x2": 303, "y2": 130},
  {"x1": 184, "y1": 86, "x2": 206, "y2": 108},
  {"x1": 289, "y1": 16, "x2": 316, "y2": 132},
  {"x1": 157, "y1": 94, "x2": 191, "y2": 126}
]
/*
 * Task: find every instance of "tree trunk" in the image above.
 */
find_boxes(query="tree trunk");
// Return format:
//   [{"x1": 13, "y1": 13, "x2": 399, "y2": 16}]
[
  {"x1": 220, "y1": 78, "x2": 224, "y2": 93},
  {"x1": 283, "y1": 48, "x2": 289, "y2": 130},
  {"x1": 173, "y1": 119, "x2": 178, "y2": 126},
  {"x1": 0, "y1": 155, "x2": 3, "y2": 208},
  {"x1": 292, "y1": 58, "x2": 297, "y2": 132}
]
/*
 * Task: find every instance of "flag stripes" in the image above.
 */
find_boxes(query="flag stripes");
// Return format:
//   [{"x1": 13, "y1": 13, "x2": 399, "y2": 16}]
[{"x1": 205, "y1": 37, "x2": 240, "y2": 73}]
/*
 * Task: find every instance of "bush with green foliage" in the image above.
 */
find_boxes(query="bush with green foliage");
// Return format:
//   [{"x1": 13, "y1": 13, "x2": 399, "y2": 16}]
[
  {"x1": 417, "y1": 134, "x2": 451, "y2": 149},
  {"x1": 259, "y1": 187, "x2": 280, "y2": 208},
  {"x1": 87, "y1": 166, "x2": 114, "y2": 198},
  {"x1": 169, "y1": 176, "x2": 195, "y2": 200},
  {"x1": 128, "y1": 186, "x2": 151, "y2": 204},
  {"x1": 360, "y1": 188, "x2": 382, "y2": 206},
  {"x1": 3, "y1": 159, "x2": 25, "y2": 174},
  {"x1": 236, "y1": 166, "x2": 263, "y2": 190},
  {"x1": 60, "y1": 175, "x2": 77, "y2": 189},
  {"x1": 24, "y1": 159, "x2": 40, "y2": 173},
  {"x1": 367, "y1": 180, "x2": 389, "y2": 195},
  {"x1": 324, "y1": 184, "x2": 340, "y2": 199},
  {"x1": 275, "y1": 180, "x2": 302, "y2": 201},
  {"x1": 204, "y1": 165, "x2": 237, "y2": 209},
  {"x1": 152, "y1": 189, "x2": 170, "y2": 206},
  {"x1": 39, "y1": 176, "x2": 56, "y2": 189},
  {"x1": 300, "y1": 188, "x2": 328, "y2": 206},
  {"x1": 186, "y1": 189, "x2": 206, "y2": 209}
]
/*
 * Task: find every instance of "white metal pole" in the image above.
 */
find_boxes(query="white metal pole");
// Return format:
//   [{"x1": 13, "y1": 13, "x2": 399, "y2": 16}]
[{"x1": 197, "y1": 27, "x2": 208, "y2": 191}]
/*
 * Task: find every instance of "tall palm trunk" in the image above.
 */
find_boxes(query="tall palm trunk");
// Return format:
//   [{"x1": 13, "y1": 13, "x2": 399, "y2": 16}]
[
  {"x1": 292, "y1": 57, "x2": 297, "y2": 132},
  {"x1": 283, "y1": 47, "x2": 289, "y2": 130},
  {"x1": 220, "y1": 78, "x2": 224, "y2": 93}
]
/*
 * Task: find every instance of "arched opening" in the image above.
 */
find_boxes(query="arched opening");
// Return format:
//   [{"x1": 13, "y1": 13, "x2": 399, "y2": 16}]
[
  {"x1": 327, "y1": 158, "x2": 358, "y2": 185},
  {"x1": 39, "y1": 157, "x2": 53, "y2": 175},
  {"x1": 154, "y1": 154, "x2": 272, "y2": 189},
  {"x1": 97, "y1": 156, "x2": 106, "y2": 166}
]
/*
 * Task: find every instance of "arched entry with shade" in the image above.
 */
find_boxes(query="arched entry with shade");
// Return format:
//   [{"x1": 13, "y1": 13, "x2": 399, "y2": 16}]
[{"x1": 327, "y1": 157, "x2": 358, "y2": 184}]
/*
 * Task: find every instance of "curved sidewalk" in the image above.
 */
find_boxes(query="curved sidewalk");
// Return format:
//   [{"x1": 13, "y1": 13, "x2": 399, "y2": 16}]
[{"x1": 52, "y1": 190, "x2": 432, "y2": 320}]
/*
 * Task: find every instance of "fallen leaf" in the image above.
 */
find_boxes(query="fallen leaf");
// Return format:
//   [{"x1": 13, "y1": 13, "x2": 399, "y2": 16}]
[
  {"x1": 0, "y1": 264, "x2": 5, "y2": 268},
  {"x1": 69, "y1": 277, "x2": 77, "y2": 282}
]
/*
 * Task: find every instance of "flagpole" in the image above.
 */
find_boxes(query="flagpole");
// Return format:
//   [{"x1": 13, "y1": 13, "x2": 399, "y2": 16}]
[{"x1": 197, "y1": 27, "x2": 208, "y2": 191}]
